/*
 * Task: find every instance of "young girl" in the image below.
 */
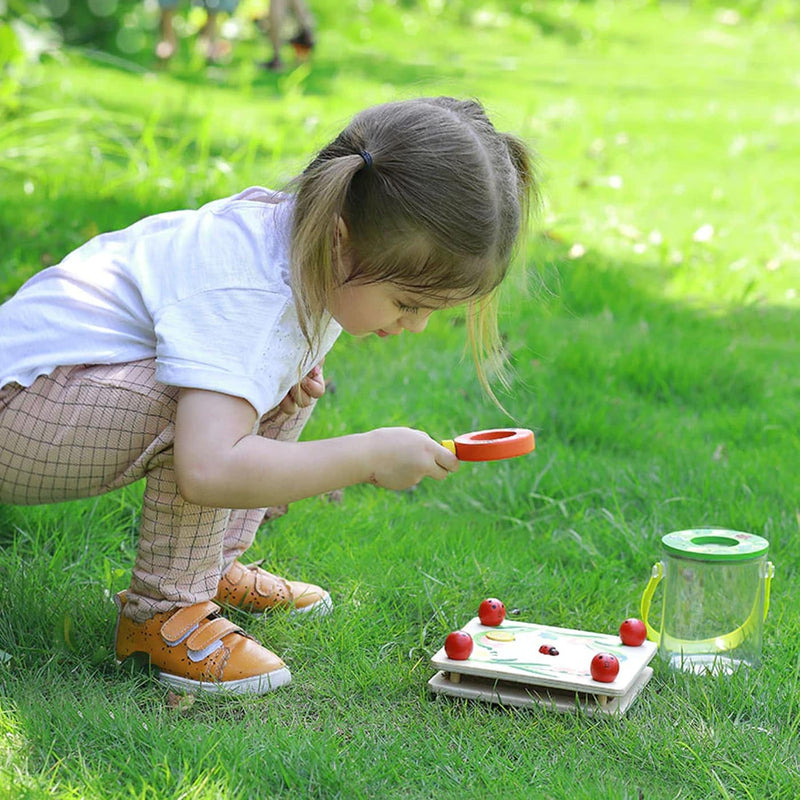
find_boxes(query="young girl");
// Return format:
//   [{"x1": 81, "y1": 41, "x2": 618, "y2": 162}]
[{"x1": 0, "y1": 97, "x2": 537, "y2": 695}]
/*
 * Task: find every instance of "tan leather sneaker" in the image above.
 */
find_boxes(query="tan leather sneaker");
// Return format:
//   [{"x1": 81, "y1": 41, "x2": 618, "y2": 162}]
[
  {"x1": 114, "y1": 592, "x2": 291, "y2": 694},
  {"x1": 215, "y1": 560, "x2": 333, "y2": 617}
]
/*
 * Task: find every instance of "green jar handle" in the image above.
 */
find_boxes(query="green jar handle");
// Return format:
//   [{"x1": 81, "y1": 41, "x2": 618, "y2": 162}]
[
  {"x1": 763, "y1": 559, "x2": 775, "y2": 619},
  {"x1": 639, "y1": 561, "x2": 774, "y2": 653},
  {"x1": 640, "y1": 561, "x2": 664, "y2": 643}
]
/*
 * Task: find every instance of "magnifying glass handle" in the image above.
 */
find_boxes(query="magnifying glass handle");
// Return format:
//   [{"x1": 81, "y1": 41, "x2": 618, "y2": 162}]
[{"x1": 441, "y1": 440, "x2": 456, "y2": 455}]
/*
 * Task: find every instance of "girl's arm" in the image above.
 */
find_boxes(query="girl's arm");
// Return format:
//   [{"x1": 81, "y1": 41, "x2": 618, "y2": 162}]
[{"x1": 174, "y1": 389, "x2": 459, "y2": 509}]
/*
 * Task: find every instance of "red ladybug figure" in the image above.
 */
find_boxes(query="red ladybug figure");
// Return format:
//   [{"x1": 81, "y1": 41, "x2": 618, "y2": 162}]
[
  {"x1": 444, "y1": 631, "x2": 474, "y2": 660},
  {"x1": 590, "y1": 653, "x2": 620, "y2": 682},
  {"x1": 619, "y1": 618, "x2": 647, "y2": 647},
  {"x1": 478, "y1": 598, "x2": 506, "y2": 627}
]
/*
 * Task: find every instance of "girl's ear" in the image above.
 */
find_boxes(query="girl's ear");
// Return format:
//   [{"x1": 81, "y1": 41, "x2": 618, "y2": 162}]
[
  {"x1": 336, "y1": 215, "x2": 349, "y2": 244},
  {"x1": 333, "y1": 215, "x2": 351, "y2": 282}
]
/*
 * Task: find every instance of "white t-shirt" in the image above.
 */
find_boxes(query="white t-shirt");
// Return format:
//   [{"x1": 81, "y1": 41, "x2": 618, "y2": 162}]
[{"x1": 0, "y1": 187, "x2": 342, "y2": 417}]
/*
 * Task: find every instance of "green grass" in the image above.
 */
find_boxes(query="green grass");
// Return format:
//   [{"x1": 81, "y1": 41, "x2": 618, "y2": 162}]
[{"x1": 1, "y1": 1, "x2": 799, "y2": 797}]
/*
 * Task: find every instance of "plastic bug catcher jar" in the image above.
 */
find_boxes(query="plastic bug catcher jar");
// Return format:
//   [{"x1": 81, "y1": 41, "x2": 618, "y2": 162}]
[{"x1": 640, "y1": 529, "x2": 774, "y2": 675}]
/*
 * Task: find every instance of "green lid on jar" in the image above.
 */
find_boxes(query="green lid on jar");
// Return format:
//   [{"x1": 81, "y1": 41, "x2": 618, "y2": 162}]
[{"x1": 661, "y1": 529, "x2": 769, "y2": 562}]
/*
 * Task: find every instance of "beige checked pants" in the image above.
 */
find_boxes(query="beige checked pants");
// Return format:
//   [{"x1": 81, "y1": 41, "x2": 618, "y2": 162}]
[{"x1": 0, "y1": 360, "x2": 315, "y2": 621}]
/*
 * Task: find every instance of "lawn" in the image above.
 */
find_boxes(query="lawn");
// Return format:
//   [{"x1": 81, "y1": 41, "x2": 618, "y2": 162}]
[{"x1": 1, "y1": 1, "x2": 799, "y2": 797}]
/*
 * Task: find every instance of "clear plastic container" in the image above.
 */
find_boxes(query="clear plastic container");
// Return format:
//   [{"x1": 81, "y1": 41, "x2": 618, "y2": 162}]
[{"x1": 640, "y1": 529, "x2": 774, "y2": 675}]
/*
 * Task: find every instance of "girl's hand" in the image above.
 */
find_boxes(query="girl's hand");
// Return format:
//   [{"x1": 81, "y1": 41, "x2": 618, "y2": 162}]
[
  {"x1": 279, "y1": 362, "x2": 325, "y2": 415},
  {"x1": 363, "y1": 427, "x2": 460, "y2": 490}
]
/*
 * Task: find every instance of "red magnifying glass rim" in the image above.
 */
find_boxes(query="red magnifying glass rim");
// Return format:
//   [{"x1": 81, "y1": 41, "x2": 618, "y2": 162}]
[{"x1": 444, "y1": 428, "x2": 535, "y2": 462}]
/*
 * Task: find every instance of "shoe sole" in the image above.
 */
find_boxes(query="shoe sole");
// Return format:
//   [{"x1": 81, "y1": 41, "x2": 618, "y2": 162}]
[
  {"x1": 156, "y1": 665, "x2": 292, "y2": 695},
  {"x1": 290, "y1": 591, "x2": 333, "y2": 617},
  {"x1": 224, "y1": 591, "x2": 334, "y2": 619}
]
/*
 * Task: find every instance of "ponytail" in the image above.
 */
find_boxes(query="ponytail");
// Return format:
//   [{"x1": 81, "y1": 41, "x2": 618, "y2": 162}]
[{"x1": 289, "y1": 153, "x2": 365, "y2": 352}]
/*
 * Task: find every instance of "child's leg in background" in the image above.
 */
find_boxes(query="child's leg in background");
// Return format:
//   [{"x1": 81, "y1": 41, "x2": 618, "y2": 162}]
[
  {"x1": 198, "y1": 0, "x2": 239, "y2": 61},
  {"x1": 156, "y1": 0, "x2": 180, "y2": 60},
  {"x1": 266, "y1": 0, "x2": 288, "y2": 66},
  {"x1": 288, "y1": 0, "x2": 315, "y2": 40},
  {"x1": 0, "y1": 361, "x2": 316, "y2": 623},
  {"x1": 267, "y1": 0, "x2": 315, "y2": 66}
]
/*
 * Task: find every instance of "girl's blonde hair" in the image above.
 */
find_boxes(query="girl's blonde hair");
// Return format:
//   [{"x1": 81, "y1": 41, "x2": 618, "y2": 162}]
[{"x1": 289, "y1": 96, "x2": 539, "y2": 402}]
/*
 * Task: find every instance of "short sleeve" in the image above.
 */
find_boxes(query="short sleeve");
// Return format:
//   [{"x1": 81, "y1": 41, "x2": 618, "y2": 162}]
[{"x1": 153, "y1": 287, "x2": 299, "y2": 415}]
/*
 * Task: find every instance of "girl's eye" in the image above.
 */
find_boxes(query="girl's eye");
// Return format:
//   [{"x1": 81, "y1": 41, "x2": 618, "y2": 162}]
[{"x1": 396, "y1": 303, "x2": 420, "y2": 314}]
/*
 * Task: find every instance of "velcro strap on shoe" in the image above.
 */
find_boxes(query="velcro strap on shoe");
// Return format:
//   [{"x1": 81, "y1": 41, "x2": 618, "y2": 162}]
[
  {"x1": 185, "y1": 617, "x2": 243, "y2": 652},
  {"x1": 244, "y1": 563, "x2": 290, "y2": 600},
  {"x1": 161, "y1": 601, "x2": 221, "y2": 645},
  {"x1": 224, "y1": 560, "x2": 246, "y2": 584}
]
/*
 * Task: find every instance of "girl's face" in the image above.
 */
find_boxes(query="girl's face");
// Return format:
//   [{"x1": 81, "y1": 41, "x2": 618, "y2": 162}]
[
  {"x1": 327, "y1": 219, "x2": 461, "y2": 338},
  {"x1": 326, "y1": 281, "x2": 439, "y2": 338}
]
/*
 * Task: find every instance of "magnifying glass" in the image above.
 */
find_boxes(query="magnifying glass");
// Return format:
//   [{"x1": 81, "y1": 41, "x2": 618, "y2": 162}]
[{"x1": 440, "y1": 428, "x2": 535, "y2": 462}]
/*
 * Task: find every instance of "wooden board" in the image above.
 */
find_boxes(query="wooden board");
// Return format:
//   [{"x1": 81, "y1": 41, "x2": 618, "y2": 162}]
[
  {"x1": 428, "y1": 617, "x2": 657, "y2": 716},
  {"x1": 428, "y1": 667, "x2": 654, "y2": 716}
]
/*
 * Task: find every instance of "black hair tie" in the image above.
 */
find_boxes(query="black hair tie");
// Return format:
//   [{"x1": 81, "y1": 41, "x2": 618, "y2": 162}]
[{"x1": 358, "y1": 150, "x2": 373, "y2": 169}]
